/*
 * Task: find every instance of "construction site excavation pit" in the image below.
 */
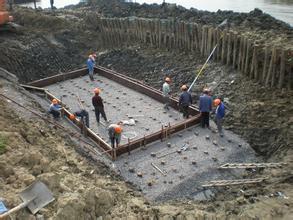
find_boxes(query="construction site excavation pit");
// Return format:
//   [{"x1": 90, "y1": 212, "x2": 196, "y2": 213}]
[{"x1": 26, "y1": 67, "x2": 258, "y2": 202}]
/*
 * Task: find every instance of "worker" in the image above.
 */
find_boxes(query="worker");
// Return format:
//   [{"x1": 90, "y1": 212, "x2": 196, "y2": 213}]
[
  {"x1": 50, "y1": 0, "x2": 54, "y2": 10},
  {"x1": 214, "y1": 98, "x2": 225, "y2": 136},
  {"x1": 49, "y1": 99, "x2": 62, "y2": 119},
  {"x1": 92, "y1": 88, "x2": 108, "y2": 125},
  {"x1": 178, "y1": 85, "x2": 192, "y2": 118},
  {"x1": 87, "y1": 54, "x2": 95, "y2": 81},
  {"x1": 162, "y1": 77, "x2": 171, "y2": 110},
  {"x1": 199, "y1": 88, "x2": 212, "y2": 128},
  {"x1": 71, "y1": 110, "x2": 90, "y2": 128},
  {"x1": 108, "y1": 122, "x2": 123, "y2": 148}
]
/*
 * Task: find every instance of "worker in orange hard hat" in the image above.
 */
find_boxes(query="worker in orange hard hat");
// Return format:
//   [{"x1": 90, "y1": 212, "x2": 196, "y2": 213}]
[
  {"x1": 49, "y1": 99, "x2": 62, "y2": 119},
  {"x1": 162, "y1": 77, "x2": 172, "y2": 110},
  {"x1": 178, "y1": 84, "x2": 192, "y2": 119},
  {"x1": 214, "y1": 98, "x2": 225, "y2": 137},
  {"x1": 199, "y1": 87, "x2": 212, "y2": 129},
  {"x1": 108, "y1": 122, "x2": 123, "y2": 148},
  {"x1": 92, "y1": 87, "x2": 108, "y2": 125}
]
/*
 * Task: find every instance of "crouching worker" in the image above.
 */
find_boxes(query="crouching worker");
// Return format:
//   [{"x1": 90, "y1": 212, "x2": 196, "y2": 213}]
[
  {"x1": 70, "y1": 110, "x2": 90, "y2": 128},
  {"x1": 49, "y1": 99, "x2": 62, "y2": 119},
  {"x1": 214, "y1": 98, "x2": 225, "y2": 137},
  {"x1": 108, "y1": 122, "x2": 123, "y2": 149},
  {"x1": 179, "y1": 85, "x2": 192, "y2": 118}
]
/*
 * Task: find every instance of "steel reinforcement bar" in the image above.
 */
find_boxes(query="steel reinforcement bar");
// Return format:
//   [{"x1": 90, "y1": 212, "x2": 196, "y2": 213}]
[{"x1": 26, "y1": 66, "x2": 201, "y2": 159}]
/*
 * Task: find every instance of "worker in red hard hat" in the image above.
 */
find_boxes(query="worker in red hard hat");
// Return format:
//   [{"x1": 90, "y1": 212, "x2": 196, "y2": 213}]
[
  {"x1": 49, "y1": 98, "x2": 62, "y2": 119},
  {"x1": 162, "y1": 77, "x2": 172, "y2": 110},
  {"x1": 92, "y1": 88, "x2": 108, "y2": 125},
  {"x1": 108, "y1": 122, "x2": 123, "y2": 148},
  {"x1": 214, "y1": 98, "x2": 225, "y2": 137},
  {"x1": 178, "y1": 85, "x2": 192, "y2": 118}
]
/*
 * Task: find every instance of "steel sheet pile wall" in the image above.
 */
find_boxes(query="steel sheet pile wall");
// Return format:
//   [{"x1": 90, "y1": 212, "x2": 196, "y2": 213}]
[{"x1": 97, "y1": 17, "x2": 293, "y2": 90}]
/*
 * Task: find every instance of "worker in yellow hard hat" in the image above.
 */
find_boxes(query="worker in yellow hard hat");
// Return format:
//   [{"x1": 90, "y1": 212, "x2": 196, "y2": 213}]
[
  {"x1": 214, "y1": 98, "x2": 225, "y2": 137},
  {"x1": 162, "y1": 77, "x2": 171, "y2": 110},
  {"x1": 92, "y1": 88, "x2": 108, "y2": 125},
  {"x1": 108, "y1": 122, "x2": 123, "y2": 148},
  {"x1": 49, "y1": 98, "x2": 62, "y2": 119},
  {"x1": 178, "y1": 85, "x2": 192, "y2": 118}
]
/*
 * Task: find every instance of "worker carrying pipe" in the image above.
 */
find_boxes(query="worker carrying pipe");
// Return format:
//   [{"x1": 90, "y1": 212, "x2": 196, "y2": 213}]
[
  {"x1": 48, "y1": 99, "x2": 62, "y2": 119},
  {"x1": 178, "y1": 85, "x2": 192, "y2": 119},
  {"x1": 108, "y1": 122, "x2": 123, "y2": 149}
]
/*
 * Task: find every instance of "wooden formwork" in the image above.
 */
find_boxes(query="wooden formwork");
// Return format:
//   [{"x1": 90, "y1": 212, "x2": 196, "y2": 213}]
[{"x1": 25, "y1": 66, "x2": 201, "y2": 160}]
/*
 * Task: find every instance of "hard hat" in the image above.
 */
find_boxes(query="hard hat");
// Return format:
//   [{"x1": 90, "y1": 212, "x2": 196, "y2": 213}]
[
  {"x1": 181, "y1": 85, "x2": 188, "y2": 91},
  {"x1": 114, "y1": 126, "x2": 122, "y2": 134},
  {"x1": 69, "y1": 114, "x2": 75, "y2": 120},
  {"x1": 52, "y1": 99, "x2": 58, "y2": 104},
  {"x1": 214, "y1": 98, "x2": 221, "y2": 106},
  {"x1": 165, "y1": 77, "x2": 171, "y2": 82},
  {"x1": 94, "y1": 88, "x2": 100, "y2": 94}
]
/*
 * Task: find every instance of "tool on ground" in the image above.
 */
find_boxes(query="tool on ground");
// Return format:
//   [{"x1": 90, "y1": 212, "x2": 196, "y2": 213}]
[
  {"x1": 0, "y1": 181, "x2": 54, "y2": 218},
  {"x1": 151, "y1": 162, "x2": 167, "y2": 176},
  {"x1": 126, "y1": 114, "x2": 144, "y2": 118},
  {"x1": 188, "y1": 19, "x2": 228, "y2": 92},
  {"x1": 157, "y1": 143, "x2": 189, "y2": 159}
]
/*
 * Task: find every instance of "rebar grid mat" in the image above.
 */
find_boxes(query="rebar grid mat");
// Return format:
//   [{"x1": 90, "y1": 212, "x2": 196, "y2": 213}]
[
  {"x1": 219, "y1": 163, "x2": 287, "y2": 169},
  {"x1": 202, "y1": 178, "x2": 267, "y2": 187}
]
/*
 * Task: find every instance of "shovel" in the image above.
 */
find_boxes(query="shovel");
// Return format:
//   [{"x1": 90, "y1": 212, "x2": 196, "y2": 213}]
[{"x1": 0, "y1": 181, "x2": 54, "y2": 219}]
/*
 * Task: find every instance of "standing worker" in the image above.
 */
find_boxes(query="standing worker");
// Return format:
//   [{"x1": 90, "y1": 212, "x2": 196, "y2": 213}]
[
  {"x1": 199, "y1": 88, "x2": 212, "y2": 128},
  {"x1": 50, "y1": 0, "x2": 54, "y2": 10},
  {"x1": 49, "y1": 99, "x2": 62, "y2": 119},
  {"x1": 178, "y1": 85, "x2": 192, "y2": 119},
  {"x1": 108, "y1": 122, "x2": 123, "y2": 149},
  {"x1": 162, "y1": 77, "x2": 171, "y2": 110},
  {"x1": 92, "y1": 88, "x2": 108, "y2": 125},
  {"x1": 87, "y1": 54, "x2": 95, "y2": 81},
  {"x1": 214, "y1": 98, "x2": 225, "y2": 136}
]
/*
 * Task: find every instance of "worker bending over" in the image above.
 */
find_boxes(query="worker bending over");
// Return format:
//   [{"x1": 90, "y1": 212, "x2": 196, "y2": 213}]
[
  {"x1": 199, "y1": 88, "x2": 212, "y2": 128},
  {"x1": 214, "y1": 98, "x2": 225, "y2": 136},
  {"x1": 178, "y1": 85, "x2": 192, "y2": 118},
  {"x1": 92, "y1": 88, "x2": 108, "y2": 125},
  {"x1": 162, "y1": 77, "x2": 171, "y2": 110},
  {"x1": 108, "y1": 122, "x2": 123, "y2": 148},
  {"x1": 49, "y1": 99, "x2": 62, "y2": 119}
]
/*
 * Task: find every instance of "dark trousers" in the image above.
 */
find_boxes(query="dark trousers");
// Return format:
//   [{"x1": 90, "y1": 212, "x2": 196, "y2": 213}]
[
  {"x1": 49, "y1": 109, "x2": 60, "y2": 119},
  {"x1": 110, "y1": 137, "x2": 119, "y2": 148},
  {"x1": 94, "y1": 107, "x2": 107, "y2": 123},
  {"x1": 75, "y1": 110, "x2": 89, "y2": 128},
  {"x1": 201, "y1": 112, "x2": 210, "y2": 128},
  {"x1": 181, "y1": 105, "x2": 190, "y2": 118}
]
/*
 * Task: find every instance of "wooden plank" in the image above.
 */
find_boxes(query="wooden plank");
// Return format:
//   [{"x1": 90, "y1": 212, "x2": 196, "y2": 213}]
[
  {"x1": 219, "y1": 162, "x2": 286, "y2": 169},
  {"x1": 278, "y1": 49, "x2": 286, "y2": 89},
  {"x1": 202, "y1": 178, "x2": 266, "y2": 187}
]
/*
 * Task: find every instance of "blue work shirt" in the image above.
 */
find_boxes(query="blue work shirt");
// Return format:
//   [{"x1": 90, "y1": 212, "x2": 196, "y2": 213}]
[
  {"x1": 216, "y1": 102, "x2": 225, "y2": 119},
  {"x1": 87, "y1": 58, "x2": 94, "y2": 71},
  {"x1": 49, "y1": 104, "x2": 62, "y2": 112},
  {"x1": 199, "y1": 94, "x2": 212, "y2": 113},
  {"x1": 179, "y1": 91, "x2": 192, "y2": 106}
]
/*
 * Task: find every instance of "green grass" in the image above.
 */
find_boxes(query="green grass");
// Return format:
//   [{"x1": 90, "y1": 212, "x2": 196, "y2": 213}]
[{"x1": 0, "y1": 135, "x2": 7, "y2": 155}]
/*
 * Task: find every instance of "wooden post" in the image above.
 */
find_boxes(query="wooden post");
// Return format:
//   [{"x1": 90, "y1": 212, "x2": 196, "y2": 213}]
[
  {"x1": 226, "y1": 32, "x2": 231, "y2": 65},
  {"x1": 232, "y1": 34, "x2": 239, "y2": 68},
  {"x1": 253, "y1": 45, "x2": 259, "y2": 80},
  {"x1": 278, "y1": 49, "x2": 286, "y2": 89},
  {"x1": 266, "y1": 47, "x2": 276, "y2": 87},
  {"x1": 221, "y1": 31, "x2": 227, "y2": 64},
  {"x1": 241, "y1": 37, "x2": 248, "y2": 73},
  {"x1": 262, "y1": 46, "x2": 269, "y2": 83}
]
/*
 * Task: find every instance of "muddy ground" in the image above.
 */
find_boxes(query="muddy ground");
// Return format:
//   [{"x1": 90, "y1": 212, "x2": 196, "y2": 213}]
[{"x1": 0, "y1": 1, "x2": 293, "y2": 219}]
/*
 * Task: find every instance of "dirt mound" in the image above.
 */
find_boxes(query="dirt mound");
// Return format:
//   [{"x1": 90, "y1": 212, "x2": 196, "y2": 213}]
[{"x1": 72, "y1": 0, "x2": 292, "y2": 32}]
